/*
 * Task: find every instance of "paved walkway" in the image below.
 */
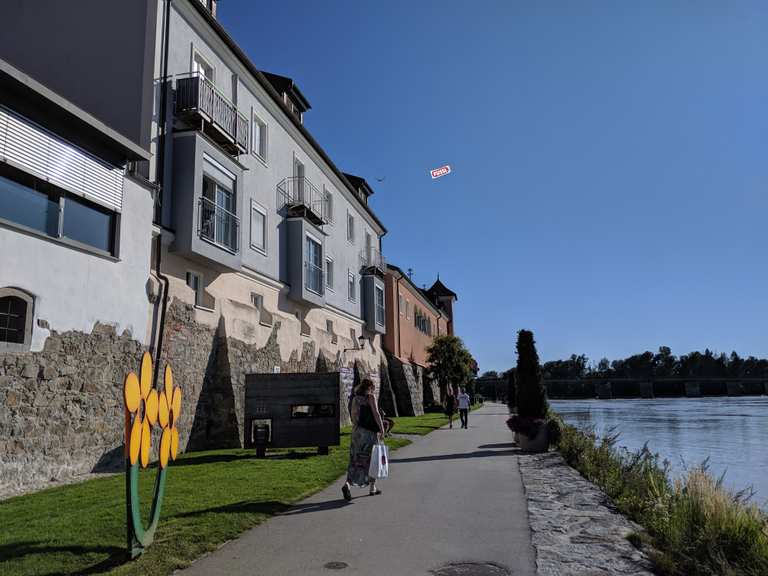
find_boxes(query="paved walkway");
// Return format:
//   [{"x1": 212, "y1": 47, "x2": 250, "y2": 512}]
[{"x1": 180, "y1": 404, "x2": 536, "y2": 576}]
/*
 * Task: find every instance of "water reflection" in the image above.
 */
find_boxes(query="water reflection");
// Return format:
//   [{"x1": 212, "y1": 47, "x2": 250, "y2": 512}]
[{"x1": 551, "y1": 397, "x2": 768, "y2": 508}]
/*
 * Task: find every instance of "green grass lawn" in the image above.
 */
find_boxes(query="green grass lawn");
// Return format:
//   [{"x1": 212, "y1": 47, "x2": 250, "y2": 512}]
[{"x1": 0, "y1": 432, "x2": 410, "y2": 576}]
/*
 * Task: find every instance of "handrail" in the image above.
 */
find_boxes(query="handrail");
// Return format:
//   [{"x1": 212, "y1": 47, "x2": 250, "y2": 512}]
[
  {"x1": 176, "y1": 73, "x2": 248, "y2": 151},
  {"x1": 360, "y1": 246, "x2": 386, "y2": 270},
  {"x1": 277, "y1": 176, "x2": 328, "y2": 224},
  {"x1": 198, "y1": 197, "x2": 240, "y2": 253}
]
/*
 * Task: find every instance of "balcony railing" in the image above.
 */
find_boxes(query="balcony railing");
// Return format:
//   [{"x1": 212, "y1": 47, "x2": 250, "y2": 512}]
[
  {"x1": 277, "y1": 176, "x2": 327, "y2": 226},
  {"x1": 360, "y1": 246, "x2": 386, "y2": 272},
  {"x1": 198, "y1": 197, "x2": 240, "y2": 254},
  {"x1": 305, "y1": 261, "x2": 325, "y2": 295},
  {"x1": 176, "y1": 73, "x2": 248, "y2": 155}
]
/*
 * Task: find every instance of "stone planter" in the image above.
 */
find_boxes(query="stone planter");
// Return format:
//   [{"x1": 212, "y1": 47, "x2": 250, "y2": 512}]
[{"x1": 518, "y1": 424, "x2": 548, "y2": 453}]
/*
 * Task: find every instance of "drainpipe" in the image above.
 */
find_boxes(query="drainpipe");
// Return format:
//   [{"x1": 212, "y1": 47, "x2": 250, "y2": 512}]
[
  {"x1": 395, "y1": 275, "x2": 401, "y2": 359},
  {"x1": 152, "y1": 0, "x2": 172, "y2": 385}
]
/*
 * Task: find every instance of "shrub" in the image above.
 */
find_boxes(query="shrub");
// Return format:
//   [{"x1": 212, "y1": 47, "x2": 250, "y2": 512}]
[{"x1": 515, "y1": 330, "x2": 548, "y2": 419}]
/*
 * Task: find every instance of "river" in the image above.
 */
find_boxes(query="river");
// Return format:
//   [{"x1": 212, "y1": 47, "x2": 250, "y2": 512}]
[{"x1": 550, "y1": 396, "x2": 768, "y2": 507}]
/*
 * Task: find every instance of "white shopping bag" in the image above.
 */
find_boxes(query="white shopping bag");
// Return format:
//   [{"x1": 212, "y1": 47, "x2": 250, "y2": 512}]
[{"x1": 368, "y1": 442, "x2": 389, "y2": 479}]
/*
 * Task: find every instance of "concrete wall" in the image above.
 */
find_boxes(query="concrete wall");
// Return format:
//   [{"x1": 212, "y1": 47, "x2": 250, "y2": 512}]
[
  {"x1": 0, "y1": 177, "x2": 155, "y2": 351},
  {"x1": 0, "y1": 0, "x2": 157, "y2": 152}
]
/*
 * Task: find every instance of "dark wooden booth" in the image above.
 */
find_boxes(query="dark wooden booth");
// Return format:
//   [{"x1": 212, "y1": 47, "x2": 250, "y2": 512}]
[{"x1": 244, "y1": 372, "x2": 341, "y2": 457}]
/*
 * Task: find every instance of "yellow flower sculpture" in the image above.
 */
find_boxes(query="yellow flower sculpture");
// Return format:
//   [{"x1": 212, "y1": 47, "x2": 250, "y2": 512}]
[{"x1": 123, "y1": 352, "x2": 182, "y2": 469}]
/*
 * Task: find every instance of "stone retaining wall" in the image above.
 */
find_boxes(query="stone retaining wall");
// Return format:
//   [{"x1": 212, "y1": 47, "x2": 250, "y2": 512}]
[
  {"x1": 0, "y1": 298, "x2": 394, "y2": 499},
  {"x1": 518, "y1": 451, "x2": 655, "y2": 576}
]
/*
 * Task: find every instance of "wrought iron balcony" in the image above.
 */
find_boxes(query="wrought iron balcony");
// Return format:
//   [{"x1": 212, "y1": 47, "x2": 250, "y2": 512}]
[
  {"x1": 305, "y1": 261, "x2": 325, "y2": 296},
  {"x1": 277, "y1": 176, "x2": 328, "y2": 226},
  {"x1": 198, "y1": 197, "x2": 240, "y2": 254},
  {"x1": 360, "y1": 246, "x2": 386, "y2": 273},
  {"x1": 175, "y1": 73, "x2": 248, "y2": 155}
]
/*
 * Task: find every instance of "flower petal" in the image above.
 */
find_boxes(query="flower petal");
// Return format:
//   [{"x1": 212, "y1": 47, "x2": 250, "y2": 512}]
[
  {"x1": 159, "y1": 427, "x2": 171, "y2": 469},
  {"x1": 170, "y1": 426, "x2": 179, "y2": 461},
  {"x1": 123, "y1": 372, "x2": 140, "y2": 414},
  {"x1": 158, "y1": 391, "x2": 170, "y2": 429},
  {"x1": 171, "y1": 387, "x2": 182, "y2": 424},
  {"x1": 145, "y1": 389, "x2": 159, "y2": 426},
  {"x1": 164, "y1": 365, "x2": 173, "y2": 405},
  {"x1": 140, "y1": 418, "x2": 151, "y2": 468},
  {"x1": 140, "y1": 352, "x2": 153, "y2": 400},
  {"x1": 129, "y1": 415, "x2": 142, "y2": 465}
]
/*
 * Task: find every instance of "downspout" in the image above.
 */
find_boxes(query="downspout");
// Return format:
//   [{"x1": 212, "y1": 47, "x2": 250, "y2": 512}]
[
  {"x1": 152, "y1": 0, "x2": 172, "y2": 384},
  {"x1": 395, "y1": 275, "x2": 401, "y2": 359}
]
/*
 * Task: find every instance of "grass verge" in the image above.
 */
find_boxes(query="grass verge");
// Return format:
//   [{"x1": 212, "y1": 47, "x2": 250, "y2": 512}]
[
  {"x1": 0, "y1": 431, "x2": 410, "y2": 576},
  {"x1": 555, "y1": 419, "x2": 768, "y2": 576}
]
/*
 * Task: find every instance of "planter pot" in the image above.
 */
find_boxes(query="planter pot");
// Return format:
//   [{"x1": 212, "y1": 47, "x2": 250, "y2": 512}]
[{"x1": 518, "y1": 424, "x2": 548, "y2": 453}]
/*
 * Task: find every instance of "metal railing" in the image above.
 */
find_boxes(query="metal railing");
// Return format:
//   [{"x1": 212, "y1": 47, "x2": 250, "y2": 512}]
[
  {"x1": 277, "y1": 177, "x2": 327, "y2": 224},
  {"x1": 360, "y1": 246, "x2": 386, "y2": 271},
  {"x1": 305, "y1": 261, "x2": 325, "y2": 295},
  {"x1": 198, "y1": 197, "x2": 240, "y2": 253},
  {"x1": 175, "y1": 73, "x2": 248, "y2": 153}
]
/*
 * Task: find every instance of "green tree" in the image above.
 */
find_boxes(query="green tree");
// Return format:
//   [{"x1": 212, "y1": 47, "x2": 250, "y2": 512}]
[
  {"x1": 480, "y1": 370, "x2": 499, "y2": 378},
  {"x1": 426, "y1": 335, "x2": 476, "y2": 396},
  {"x1": 515, "y1": 329, "x2": 548, "y2": 419}
]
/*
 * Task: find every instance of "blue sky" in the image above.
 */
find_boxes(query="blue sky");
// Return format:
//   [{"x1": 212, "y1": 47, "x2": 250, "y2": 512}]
[{"x1": 220, "y1": 0, "x2": 768, "y2": 371}]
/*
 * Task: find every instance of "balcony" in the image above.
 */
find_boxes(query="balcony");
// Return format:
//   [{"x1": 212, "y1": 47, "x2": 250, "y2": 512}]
[
  {"x1": 277, "y1": 176, "x2": 327, "y2": 226},
  {"x1": 198, "y1": 197, "x2": 240, "y2": 254},
  {"x1": 360, "y1": 246, "x2": 386, "y2": 273},
  {"x1": 175, "y1": 73, "x2": 248, "y2": 156}
]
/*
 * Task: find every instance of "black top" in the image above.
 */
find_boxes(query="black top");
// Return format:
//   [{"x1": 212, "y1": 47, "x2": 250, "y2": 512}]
[{"x1": 357, "y1": 403, "x2": 380, "y2": 433}]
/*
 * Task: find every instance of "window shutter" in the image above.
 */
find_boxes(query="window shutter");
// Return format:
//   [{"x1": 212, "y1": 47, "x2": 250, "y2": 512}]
[{"x1": 0, "y1": 106, "x2": 124, "y2": 212}]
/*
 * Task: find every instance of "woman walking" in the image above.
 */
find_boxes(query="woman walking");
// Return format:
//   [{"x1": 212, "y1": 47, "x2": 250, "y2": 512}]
[
  {"x1": 343, "y1": 378, "x2": 386, "y2": 501},
  {"x1": 444, "y1": 385, "x2": 457, "y2": 428}
]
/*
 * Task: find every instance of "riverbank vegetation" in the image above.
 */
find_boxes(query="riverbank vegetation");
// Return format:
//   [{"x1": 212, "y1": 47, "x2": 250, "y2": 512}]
[{"x1": 556, "y1": 421, "x2": 768, "y2": 576}]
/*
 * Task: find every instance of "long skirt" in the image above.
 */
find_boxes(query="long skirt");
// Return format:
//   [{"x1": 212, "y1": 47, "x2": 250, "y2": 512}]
[{"x1": 347, "y1": 426, "x2": 378, "y2": 487}]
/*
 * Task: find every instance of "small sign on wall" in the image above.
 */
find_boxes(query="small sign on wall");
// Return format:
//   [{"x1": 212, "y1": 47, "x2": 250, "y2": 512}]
[{"x1": 273, "y1": 366, "x2": 281, "y2": 374}]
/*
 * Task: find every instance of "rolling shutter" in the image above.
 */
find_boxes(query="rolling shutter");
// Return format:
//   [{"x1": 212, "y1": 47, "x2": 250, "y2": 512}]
[{"x1": 0, "y1": 106, "x2": 124, "y2": 212}]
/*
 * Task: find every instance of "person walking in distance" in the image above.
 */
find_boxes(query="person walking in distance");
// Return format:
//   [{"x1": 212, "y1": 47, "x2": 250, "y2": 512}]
[
  {"x1": 343, "y1": 378, "x2": 386, "y2": 501},
  {"x1": 457, "y1": 387, "x2": 471, "y2": 429},
  {"x1": 444, "y1": 386, "x2": 457, "y2": 428}
]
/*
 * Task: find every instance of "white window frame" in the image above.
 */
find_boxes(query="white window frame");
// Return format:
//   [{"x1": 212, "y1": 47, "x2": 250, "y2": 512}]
[
  {"x1": 375, "y1": 285, "x2": 385, "y2": 326},
  {"x1": 249, "y1": 200, "x2": 267, "y2": 254},
  {"x1": 347, "y1": 270, "x2": 357, "y2": 302},
  {"x1": 325, "y1": 256, "x2": 334, "y2": 291},
  {"x1": 323, "y1": 187, "x2": 334, "y2": 224},
  {"x1": 186, "y1": 271, "x2": 204, "y2": 307},
  {"x1": 346, "y1": 211, "x2": 355, "y2": 244},
  {"x1": 305, "y1": 233, "x2": 324, "y2": 296},
  {"x1": 251, "y1": 111, "x2": 268, "y2": 162},
  {"x1": 191, "y1": 47, "x2": 215, "y2": 82}
]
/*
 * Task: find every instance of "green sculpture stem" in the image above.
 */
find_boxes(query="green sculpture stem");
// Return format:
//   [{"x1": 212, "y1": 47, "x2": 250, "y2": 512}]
[{"x1": 126, "y1": 438, "x2": 168, "y2": 558}]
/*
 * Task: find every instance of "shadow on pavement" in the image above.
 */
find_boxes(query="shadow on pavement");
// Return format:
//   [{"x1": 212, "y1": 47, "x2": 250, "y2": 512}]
[
  {"x1": 477, "y1": 442, "x2": 517, "y2": 449},
  {"x1": 279, "y1": 498, "x2": 355, "y2": 516},
  {"x1": 390, "y1": 449, "x2": 520, "y2": 464}
]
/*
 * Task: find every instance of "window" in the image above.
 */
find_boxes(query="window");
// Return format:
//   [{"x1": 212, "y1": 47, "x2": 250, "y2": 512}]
[
  {"x1": 250, "y1": 202, "x2": 266, "y2": 253},
  {"x1": 293, "y1": 157, "x2": 305, "y2": 202},
  {"x1": 399, "y1": 294, "x2": 405, "y2": 315},
  {"x1": 192, "y1": 50, "x2": 214, "y2": 81},
  {"x1": 375, "y1": 286, "x2": 385, "y2": 326},
  {"x1": 0, "y1": 288, "x2": 33, "y2": 351},
  {"x1": 186, "y1": 272, "x2": 203, "y2": 306},
  {"x1": 348, "y1": 270, "x2": 356, "y2": 301},
  {"x1": 201, "y1": 156, "x2": 237, "y2": 252},
  {"x1": 346, "y1": 211, "x2": 355, "y2": 243},
  {"x1": 251, "y1": 113, "x2": 267, "y2": 160},
  {"x1": 323, "y1": 188, "x2": 334, "y2": 223},
  {"x1": 305, "y1": 235, "x2": 323, "y2": 294},
  {"x1": 0, "y1": 162, "x2": 117, "y2": 256},
  {"x1": 405, "y1": 300, "x2": 411, "y2": 319},
  {"x1": 325, "y1": 257, "x2": 334, "y2": 290}
]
